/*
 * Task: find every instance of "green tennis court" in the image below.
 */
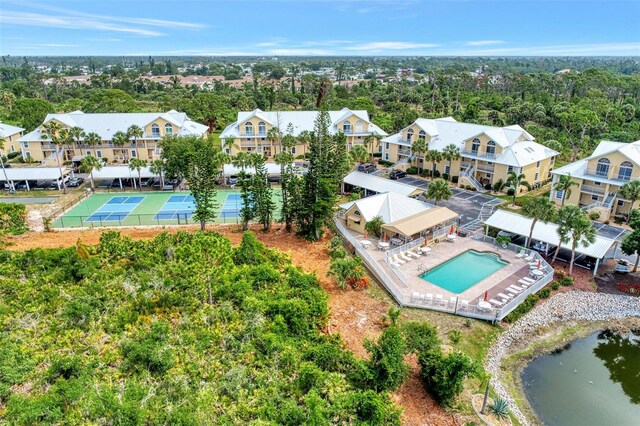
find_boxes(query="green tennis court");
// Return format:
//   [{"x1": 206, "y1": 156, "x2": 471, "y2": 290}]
[{"x1": 53, "y1": 190, "x2": 282, "y2": 228}]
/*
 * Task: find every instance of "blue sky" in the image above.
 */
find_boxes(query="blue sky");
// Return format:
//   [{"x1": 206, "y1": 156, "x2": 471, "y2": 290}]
[{"x1": 1, "y1": 0, "x2": 639, "y2": 56}]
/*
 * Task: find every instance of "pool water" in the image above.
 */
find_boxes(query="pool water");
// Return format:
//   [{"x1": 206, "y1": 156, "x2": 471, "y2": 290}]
[{"x1": 419, "y1": 250, "x2": 507, "y2": 293}]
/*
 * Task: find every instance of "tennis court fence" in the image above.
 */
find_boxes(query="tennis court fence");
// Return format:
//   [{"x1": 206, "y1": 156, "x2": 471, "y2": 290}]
[{"x1": 53, "y1": 211, "x2": 247, "y2": 228}]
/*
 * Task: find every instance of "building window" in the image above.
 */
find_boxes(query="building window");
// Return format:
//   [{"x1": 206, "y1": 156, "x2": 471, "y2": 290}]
[
  {"x1": 131, "y1": 150, "x2": 137, "y2": 158},
  {"x1": 618, "y1": 161, "x2": 633, "y2": 181},
  {"x1": 86, "y1": 150, "x2": 91, "y2": 155},
  {"x1": 258, "y1": 121, "x2": 266, "y2": 135},
  {"x1": 22, "y1": 141, "x2": 29, "y2": 148},
  {"x1": 508, "y1": 165, "x2": 514, "y2": 173},
  {"x1": 151, "y1": 124, "x2": 160, "y2": 137},
  {"x1": 536, "y1": 161, "x2": 541, "y2": 167},
  {"x1": 618, "y1": 199, "x2": 624, "y2": 207},
  {"x1": 591, "y1": 194, "x2": 599, "y2": 201},
  {"x1": 486, "y1": 140, "x2": 496, "y2": 155},
  {"x1": 418, "y1": 130, "x2": 426, "y2": 141},
  {"x1": 406, "y1": 128, "x2": 414, "y2": 143},
  {"x1": 445, "y1": 165, "x2": 450, "y2": 175},
  {"x1": 385, "y1": 153, "x2": 389, "y2": 160},
  {"x1": 291, "y1": 147, "x2": 296, "y2": 154},
  {"x1": 555, "y1": 190, "x2": 563, "y2": 199},
  {"x1": 594, "y1": 181, "x2": 601, "y2": 186},
  {"x1": 534, "y1": 172, "x2": 539, "y2": 181},
  {"x1": 385, "y1": 143, "x2": 389, "y2": 150},
  {"x1": 96, "y1": 151, "x2": 102, "y2": 158},
  {"x1": 165, "y1": 123, "x2": 173, "y2": 135},
  {"x1": 595, "y1": 158, "x2": 610, "y2": 177},
  {"x1": 25, "y1": 152, "x2": 31, "y2": 159},
  {"x1": 355, "y1": 120, "x2": 364, "y2": 133},
  {"x1": 471, "y1": 138, "x2": 480, "y2": 154},
  {"x1": 343, "y1": 121, "x2": 352, "y2": 133},
  {"x1": 245, "y1": 122, "x2": 254, "y2": 135}
]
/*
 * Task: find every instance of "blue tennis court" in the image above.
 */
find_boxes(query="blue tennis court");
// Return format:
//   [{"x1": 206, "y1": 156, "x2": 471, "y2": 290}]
[
  {"x1": 220, "y1": 193, "x2": 245, "y2": 219},
  {"x1": 154, "y1": 194, "x2": 196, "y2": 220},
  {"x1": 85, "y1": 196, "x2": 145, "y2": 222}
]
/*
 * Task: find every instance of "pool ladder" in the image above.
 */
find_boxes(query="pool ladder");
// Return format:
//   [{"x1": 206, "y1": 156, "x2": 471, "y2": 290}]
[{"x1": 418, "y1": 264, "x2": 428, "y2": 273}]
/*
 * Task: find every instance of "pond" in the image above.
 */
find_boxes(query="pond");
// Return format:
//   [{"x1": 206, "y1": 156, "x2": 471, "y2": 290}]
[{"x1": 521, "y1": 329, "x2": 640, "y2": 426}]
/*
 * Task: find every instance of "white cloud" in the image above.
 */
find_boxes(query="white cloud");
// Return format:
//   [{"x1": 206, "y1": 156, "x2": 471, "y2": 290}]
[
  {"x1": 268, "y1": 48, "x2": 332, "y2": 56},
  {"x1": 445, "y1": 42, "x2": 640, "y2": 56},
  {"x1": 345, "y1": 41, "x2": 438, "y2": 51},
  {"x1": 35, "y1": 43, "x2": 80, "y2": 47},
  {"x1": 466, "y1": 40, "x2": 505, "y2": 46}
]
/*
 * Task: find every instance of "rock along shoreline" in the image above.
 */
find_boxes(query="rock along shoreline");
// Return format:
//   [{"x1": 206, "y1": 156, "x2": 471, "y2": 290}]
[{"x1": 485, "y1": 291, "x2": 640, "y2": 426}]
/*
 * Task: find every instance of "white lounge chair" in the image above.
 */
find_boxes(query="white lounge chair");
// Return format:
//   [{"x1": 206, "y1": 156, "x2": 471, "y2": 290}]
[
  {"x1": 489, "y1": 298, "x2": 504, "y2": 307},
  {"x1": 424, "y1": 293, "x2": 433, "y2": 304},
  {"x1": 460, "y1": 299, "x2": 470, "y2": 310},
  {"x1": 412, "y1": 248, "x2": 423, "y2": 256},
  {"x1": 510, "y1": 284, "x2": 524, "y2": 292},
  {"x1": 392, "y1": 254, "x2": 405, "y2": 265},
  {"x1": 406, "y1": 251, "x2": 420, "y2": 259},
  {"x1": 497, "y1": 292, "x2": 512, "y2": 301},
  {"x1": 524, "y1": 253, "x2": 535, "y2": 262},
  {"x1": 449, "y1": 296, "x2": 457, "y2": 307},
  {"x1": 515, "y1": 250, "x2": 526, "y2": 258},
  {"x1": 400, "y1": 252, "x2": 412, "y2": 262},
  {"x1": 412, "y1": 292, "x2": 425, "y2": 302},
  {"x1": 518, "y1": 279, "x2": 531, "y2": 288},
  {"x1": 435, "y1": 294, "x2": 444, "y2": 305}
]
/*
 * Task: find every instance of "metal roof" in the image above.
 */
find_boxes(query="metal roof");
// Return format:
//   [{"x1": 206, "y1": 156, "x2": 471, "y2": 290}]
[
  {"x1": 339, "y1": 192, "x2": 432, "y2": 223},
  {"x1": 484, "y1": 209, "x2": 615, "y2": 259},
  {"x1": 343, "y1": 171, "x2": 424, "y2": 197},
  {"x1": 0, "y1": 122, "x2": 24, "y2": 138},
  {"x1": 223, "y1": 163, "x2": 282, "y2": 176},
  {"x1": 381, "y1": 207, "x2": 458, "y2": 237},
  {"x1": 92, "y1": 166, "x2": 158, "y2": 180},
  {"x1": 0, "y1": 167, "x2": 69, "y2": 181}
]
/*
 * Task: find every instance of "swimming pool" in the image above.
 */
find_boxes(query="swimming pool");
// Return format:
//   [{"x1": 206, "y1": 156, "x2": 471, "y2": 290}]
[{"x1": 419, "y1": 250, "x2": 507, "y2": 294}]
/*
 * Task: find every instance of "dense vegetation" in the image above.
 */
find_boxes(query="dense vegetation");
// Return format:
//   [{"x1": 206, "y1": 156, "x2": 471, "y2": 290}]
[
  {"x1": 0, "y1": 203, "x2": 28, "y2": 236},
  {"x1": 2, "y1": 58, "x2": 640, "y2": 165},
  {"x1": 0, "y1": 231, "x2": 409, "y2": 424}
]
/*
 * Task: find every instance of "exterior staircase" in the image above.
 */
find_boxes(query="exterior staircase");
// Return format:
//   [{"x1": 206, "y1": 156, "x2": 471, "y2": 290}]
[
  {"x1": 582, "y1": 192, "x2": 616, "y2": 212},
  {"x1": 460, "y1": 165, "x2": 486, "y2": 192},
  {"x1": 42, "y1": 149, "x2": 63, "y2": 167}
]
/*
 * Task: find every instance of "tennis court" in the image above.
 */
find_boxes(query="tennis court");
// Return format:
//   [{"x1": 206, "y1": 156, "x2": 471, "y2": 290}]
[{"x1": 53, "y1": 190, "x2": 281, "y2": 228}]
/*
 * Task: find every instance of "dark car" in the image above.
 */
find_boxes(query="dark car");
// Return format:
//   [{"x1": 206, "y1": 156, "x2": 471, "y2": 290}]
[
  {"x1": 357, "y1": 163, "x2": 376, "y2": 174},
  {"x1": 67, "y1": 177, "x2": 85, "y2": 187},
  {"x1": 389, "y1": 169, "x2": 407, "y2": 180}
]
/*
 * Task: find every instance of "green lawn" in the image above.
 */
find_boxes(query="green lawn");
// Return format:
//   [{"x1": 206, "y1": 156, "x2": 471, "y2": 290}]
[{"x1": 53, "y1": 190, "x2": 282, "y2": 228}]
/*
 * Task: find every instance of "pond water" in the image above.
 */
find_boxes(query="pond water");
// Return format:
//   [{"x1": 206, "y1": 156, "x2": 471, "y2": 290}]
[{"x1": 521, "y1": 330, "x2": 640, "y2": 426}]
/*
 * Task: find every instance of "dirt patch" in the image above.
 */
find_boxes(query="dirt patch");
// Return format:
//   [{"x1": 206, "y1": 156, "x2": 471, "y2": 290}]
[
  {"x1": 549, "y1": 263, "x2": 596, "y2": 292},
  {"x1": 595, "y1": 264, "x2": 640, "y2": 296},
  {"x1": 4, "y1": 224, "x2": 455, "y2": 425}
]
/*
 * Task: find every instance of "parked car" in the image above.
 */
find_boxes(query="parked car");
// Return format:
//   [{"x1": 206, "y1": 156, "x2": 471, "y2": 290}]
[
  {"x1": 389, "y1": 169, "x2": 407, "y2": 180},
  {"x1": 17, "y1": 180, "x2": 38, "y2": 190},
  {"x1": 268, "y1": 175, "x2": 281, "y2": 183},
  {"x1": 227, "y1": 176, "x2": 239, "y2": 186},
  {"x1": 67, "y1": 177, "x2": 85, "y2": 187},
  {"x1": 357, "y1": 163, "x2": 376, "y2": 174}
]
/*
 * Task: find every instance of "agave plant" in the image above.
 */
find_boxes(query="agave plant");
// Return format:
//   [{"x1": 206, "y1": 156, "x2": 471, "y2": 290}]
[
  {"x1": 448, "y1": 330, "x2": 462, "y2": 344},
  {"x1": 488, "y1": 397, "x2": 511, "y2": 420}
]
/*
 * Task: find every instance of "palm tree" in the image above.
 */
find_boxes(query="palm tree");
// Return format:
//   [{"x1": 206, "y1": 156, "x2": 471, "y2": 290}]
[
  {"x1": 127, "y1": 125, "x2": 143, "y2": 161},
  {"x1": 619, "y1": 180, "x2": 640, "y2": 223},
  {"x1": 80, "y1": 155, "x2": 103, "y2": 192},
  {"x1": 112, "y1": 131, "x2": 129, "y2": 163},
  {"x1": 411, "y1": 138, "x2": 428, "y2": 173},
  {"x1": 68, "y1": 126, "x2": 85, "y2": 161},
  {"x1": 267, "y1": 126, "x2": 282, "y2": 156},
  {"x1": 364, "y1": 132, "x2": 377, "y2": 156},
  {"x1": 426, "y1": 178, "x2": 452, "y2": 205},
  {"x1": 554, "y1": 174, "x2": 579, "y2": 206},
  {"x1": 424, "y1": 149, "x2": 443, "y2": 177},
  {"x1": 521, "y1": 198, "x2": 557, "y2": 248},
  {"x1": 506, "y1": 171, "x2": 530, "y2": 206},
  {"x1": 567, "y1": 214, "x2": 596, "y2": 275},
  {"x1": 297, "y1": 130, "x2": 312, "y2": 158},
  {"x1": 442, "y1": 144, "x2": 460, "y2": 180},
  {"x1": 552, "y1": 205, "x2": 585, "y2": 264},
  {"x1": 83, "y1": 132, "x2": 101, "y2": 158},
  {"x1": 0, "y1": 137, "x2": 13, "y2": 192},
  {"x1": 128, "y1": 158, "x2": 146, "y2": 192},
  {"x1": 41, "y1": 121, "x2": 68, "y2": 194},
  {"x1": 349, "y1": 144, "x2": 369, "y2": 165},
  {"x1": 222, "y1": 137, "x2": 239, "y2": 155},
  {"x1": 149, "y1": 159, "x2": 166, "y2": 188}
]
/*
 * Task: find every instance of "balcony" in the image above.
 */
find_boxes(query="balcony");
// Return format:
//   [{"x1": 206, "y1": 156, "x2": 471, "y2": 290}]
[
  {"x1": 461, "y1": 150, "x2": 499, "y2": 161},
  {"x1": 240, "y1": 141, "x2": 256, "y2": 148},
  {"x1": 476, "y1": 164, "x2": 495, "y2": 173},
  {"x1": 584, "y1": 167, "x2": 633, "y2": 182},
  {"x1": 398, "y1": 148, "x2": 411, "y2": 156},
  {"x1": 580, "y1": 184, "x2": 606, "y2": 196}
]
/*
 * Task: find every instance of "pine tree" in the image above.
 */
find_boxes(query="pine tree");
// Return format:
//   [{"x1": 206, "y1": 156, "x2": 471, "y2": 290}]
[{"x1": 250, "y1": 154, "x2": 276, "y2": 231}]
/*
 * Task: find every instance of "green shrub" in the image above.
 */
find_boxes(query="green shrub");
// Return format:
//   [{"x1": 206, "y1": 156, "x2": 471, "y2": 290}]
[
  {"x1": 484, "y1": 183, "x2": 492, "y2": 190},
  {"x1": 406, "y1": 167, "x2": 418, "y2": 174},
  {"x1": 7, "y1": 151, "x2": 20, "y2": 160},
  {"x1": 589, "y1": 211, "x2": 601, "y2": 220},
  {"x1": 120, "y1": 320, "x2": 175, "y2": 374},
  {"x1": 0, "y1": 203, "x2": 28, "y2": 235},
  {"x1": 442, "y1": 173, "x2": 449, "y2": 181},
  {"x1": 538, "y1": 287, "x2": 551, "y2": 298},
  {"x1": 503, "y1": 294, "x2": 539, "y2": 323},
  {"x1": 451, "y1": 176, "x2": 459, "y2": 184},
  {"x1": 361, "y1": 326, "x2": 409, "y2": 392},
  {"x1": 559, "y1": 276, "x2": 574, "y2": 287},
  {"x1": 507, "y1": 188, "x2": 515, "y2": 196},
  {"x1": 448, "y1": 330, "x2": 462, "y2": 344},
  {"x1": 378, "y1": 160, "x2": 393, "y2": 167},
  {"x1": 488, "y1": 397, "x2": 510, "y2": 420},
  {"x1": 372, "y1": 153, "x2": 382, "y2": 158},
  {"x1": 433, "y1": 170, "x2": 441, "y2": 178},
  {"x1": 551, "y1": 281, "x2": 560, "y2": 290},
  {"x1": 419, "y1": 350, "x2": 476, "y2": 406},
  {"x1": 402, "y1": 322, "x2": 439, "y2": 354}
]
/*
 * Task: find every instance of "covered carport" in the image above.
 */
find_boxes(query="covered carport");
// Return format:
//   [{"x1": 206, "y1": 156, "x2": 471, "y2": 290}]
[
  {"x1": 0, "y1": 166, "x2": 71, "y2": 191},
  {"x1": 92, "y1": 166, "x2": 159, "y2": 190},
  {"x1": 381, "y1": 206, "x2": 459, "y2": 240},
  {"x1": 484, "y1": 210, "x2": 616, "y2": 276},
  {"x1": 222, "y1": 163, "x2": 282, "y2": 184},
  {"x1": 343, "y1": 171, "x2": 425, "y2": 197}
]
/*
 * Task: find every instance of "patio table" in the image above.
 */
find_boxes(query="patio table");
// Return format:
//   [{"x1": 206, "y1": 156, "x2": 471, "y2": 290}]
[
  {"x1": 478, "y1": 301, "x2": 492, "y2": 311},
  {"x1": 420, "y1": 246, "x2": 432, "y2": 254},
  {"x1": 377, "y1": 241, "x2": 390, "y2": 250},
  {"x1": 530, "y1": 269, "x2": 544, "y2": 278},
  {"x1": 360, "y1": 239, "x2": 372, "y2": 248},
  {"x1": 390, "y1": 238, "x2": 403, "y2": 246}
]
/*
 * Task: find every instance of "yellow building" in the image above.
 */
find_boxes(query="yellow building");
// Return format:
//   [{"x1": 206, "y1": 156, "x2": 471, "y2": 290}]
[
  {"x1": 381, "y1": 118, "x2": 558, "y2": 192},
  {"x1": 0, "y1": 122, "x2": 25, "y2": 157},
  {"x1": 219, "y1": 108, "x2": 387, "y2": 159},
  {"x1": 19, "y1": 110, "x2": 208, "y2": 164},
  {"x1": 550, "y1": 140, "x2": 640, "y2": 221}
]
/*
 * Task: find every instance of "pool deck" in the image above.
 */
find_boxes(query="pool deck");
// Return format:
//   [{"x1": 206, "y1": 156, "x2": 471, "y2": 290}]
[{"x1": 346, "y1": 226, "x2": 535, "y2": 305}]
